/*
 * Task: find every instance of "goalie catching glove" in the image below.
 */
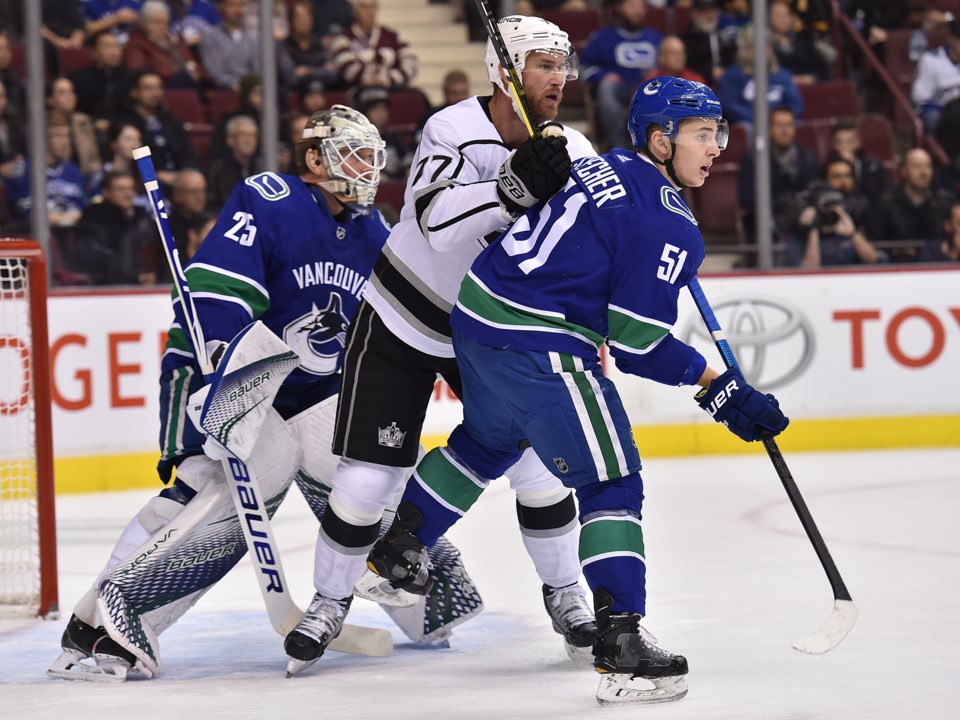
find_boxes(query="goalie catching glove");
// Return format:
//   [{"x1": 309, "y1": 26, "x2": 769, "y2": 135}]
[
  {"x1": 695, "y1": 368, "x2": 789, "y2": 442},
  {"x1": 497, "y1": 133, "x2": 571, "y2": 216}
]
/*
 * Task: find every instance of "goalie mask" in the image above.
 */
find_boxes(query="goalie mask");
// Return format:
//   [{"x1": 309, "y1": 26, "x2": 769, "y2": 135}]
[
  {"x1": 301, "y1": 105, "x2": 387, "y2": 209},
  {"x1": 483, "y1": 16, "x2": 578, "y2": 119}
]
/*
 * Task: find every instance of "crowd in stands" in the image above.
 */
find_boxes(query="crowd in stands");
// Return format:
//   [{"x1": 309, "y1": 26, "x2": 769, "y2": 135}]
[{"x1": 1, "y1": 0, "x2": 960, "y2": 287}]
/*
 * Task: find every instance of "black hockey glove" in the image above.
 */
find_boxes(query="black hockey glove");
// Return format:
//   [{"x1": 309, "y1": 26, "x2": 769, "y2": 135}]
[
  {"x1": 496, "y1": 135, "x2": 571, "y2": 216},
  {"x1": 695, "y1": 368, "x2": 789, "y2": 442}
]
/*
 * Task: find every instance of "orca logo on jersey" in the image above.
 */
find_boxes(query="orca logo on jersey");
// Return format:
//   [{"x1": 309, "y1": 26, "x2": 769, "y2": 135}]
[
  {"x1": 660, "y1": 186, "x2": 697, "y2": 226},
  {"x1": 283, "y1": 293, "x2": 349, "y2": 375}
]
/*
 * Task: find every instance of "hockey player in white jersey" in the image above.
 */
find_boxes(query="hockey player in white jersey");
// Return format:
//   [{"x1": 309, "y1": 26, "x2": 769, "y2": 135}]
[
  {"x1": 284, "y1": 16, "x2": 599, "y2": 671},
  {"x1": 47, "y1": 107, "x2": 481, "y2": 683},
  {"x1": 367, "y1": 77, "x2": 791, "y2": 705}
]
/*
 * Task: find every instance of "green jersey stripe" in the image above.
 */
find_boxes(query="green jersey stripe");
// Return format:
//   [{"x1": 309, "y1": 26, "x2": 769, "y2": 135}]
[
  {"x1": 558, "y1": 353, "x2": 623, "y2": 479},
  {"x1": 607, "y1": 306, "x2": 670, "y2": 354},
  {"x1": 185, "y1": 266, "x2": 270, "y2": 317},
  {"x1": 459, "y1": 272, "x2": 604, "y2": 349}
]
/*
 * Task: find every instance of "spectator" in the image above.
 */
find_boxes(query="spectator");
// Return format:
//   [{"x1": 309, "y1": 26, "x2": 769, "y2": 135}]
[
  {"x1": 6, "y1": 119, "x2": 88, "y2": 229},
  {"x1": 69, "y1": 31, "x2": 131, "y2": 134},
  {"x1": 866, "y1": 148, "x2": 956, "y2": 262},
  {"x1": 642, "y1": 35, "x2": 706, "y2": 84},
  {"x1": 168, "y1": 0, "x2": 219, "y2": 47},
  {"x1": 717, "y1": 0, "x2": 750, "y2": 44},
  {"x1": 787, "y1": 159, "x2": 882, "y2": 267},
  {"x1": 768, "y1": 0, "x2": 828, "y2": 85},
  {"x1": 200, "y1": 0, "x2": 260, "y2": 91},
  {"x1": 72, "y1": 169, "x2": 156, "y2": 285},
  {"x1": 46, "y1": 77, "x2": 102, "y2": 182},
  {"x1": 205, "y1": 114, "x2": 262, "y2": 209},
  {"x1": 682, "y1": 0, "x2": 736, "y2": 84},
  {"x1": 311, "y1": 0, "x2": 353, "y2": 39},
  {"x1": 329, "y1": 0, "x2": 418, "y2": 90},
  {"x1": 210, "y1": 72, "x2": 262, "y2": 162},
  {"x1": 351, "y1": 85, "x2": 411, "y2": 181},
  {"x1": 918, "y1": 200, "x2": 960, "y2": 262},
  {"x1": 81, "y1": 0, "x2": 142, "y2": 47},
  {"x1": 120, "y1": 70, "x2": 197, "y2": 187},
  {"x1": 42, "y1": 0, "x2": 86, "y2": 52},
  {"x1": 281, "y1": 0, "x2": 338, "y2": 88},
  {"x1": 277, "y1": 110, "x2": 309, "y2": 173},
  {"x1": 824, "y1": 120, "x2": 888, "y2": 207},
  {"x1": 0, "y1": 81, "x2": 26, "y2": 184},
  {"x1": 123, "y1": 0, "x2": 203, "y2": 88},
  {"x1": 581, "y1": 0, "x2": 663, "y2": 151},
  {"x1": 912, "y1": 18, "x2": 960, "y2": 134},
  {"x1": 738, "y1": 106, "x2": 819, "y2": 242},
  {"x1": 182, "y1": 208, "x2": 216, "y2": 261},
  {"x1": 97, "y1": 120, "x2": 150, "y2": 210},
  {"x1": 0, "y1": 31, "x2": 26, "y2": 121},
  {"x1": 935, "y1": 95, "x2": 960, "y2": 179},
  {"x1": 515, "y1": 0, "x2": 589, "y2": 16},
  {"x1": 168, "y1": 168, "x2": 208, "y2": 262},
  {"x1": 716, "y1": 26, "x2": 804, "y2": 128},
  {"x1": 294, "y1": 76, "x2": 328, "y2": 115}
]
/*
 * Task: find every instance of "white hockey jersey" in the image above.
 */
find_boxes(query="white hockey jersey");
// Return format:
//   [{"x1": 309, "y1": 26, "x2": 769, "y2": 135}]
[{"x1": 363, "y1": 95, "x2": 596, "y2": 357}]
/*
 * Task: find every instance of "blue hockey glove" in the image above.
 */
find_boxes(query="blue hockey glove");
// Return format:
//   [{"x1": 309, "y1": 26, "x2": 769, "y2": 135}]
[{"x1": 695, "y1": 368, "x2": 789, "y2": 442}]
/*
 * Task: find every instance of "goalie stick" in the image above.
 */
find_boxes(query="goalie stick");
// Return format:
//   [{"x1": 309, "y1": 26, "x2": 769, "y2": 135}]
[
  {"x1": 132, "y1": 146, "x2": 391, "y2": 659},
  {"x1": 688, "y1": 277, "x2": 857, "y2": 654}
]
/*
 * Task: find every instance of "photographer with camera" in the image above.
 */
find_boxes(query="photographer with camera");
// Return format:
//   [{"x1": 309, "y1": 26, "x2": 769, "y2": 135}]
[{"x1": 787, "y1": 157, "x2": 884, "y2": 267}]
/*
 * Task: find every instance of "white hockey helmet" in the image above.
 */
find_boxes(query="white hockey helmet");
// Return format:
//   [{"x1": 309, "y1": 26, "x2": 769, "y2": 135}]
[
  {"x1": 301, "y1": 105, "x2": 387, "y2": 209},
  {"x1": 483, "y1": 15, "x2": 579, "y2": 92}
]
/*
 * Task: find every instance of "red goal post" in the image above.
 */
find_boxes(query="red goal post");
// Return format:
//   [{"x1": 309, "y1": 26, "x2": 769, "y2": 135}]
[{"x1": 0, "y1": 238, "x2": 58, "y2": 618}]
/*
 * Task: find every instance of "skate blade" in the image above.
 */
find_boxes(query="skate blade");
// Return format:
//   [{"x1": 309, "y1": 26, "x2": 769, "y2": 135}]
[
  {"x1": 285, "y1": 656, "x2": 319, "y2": 678},
  {"x1": 563, "y1": 640, "x2": 594, "y2": 665},
  {"x1": 595, "y1": 673, "x2": 688, "y2": 706},
  {"x1": 46, "y1": 649, "x2": 128, "y2": 684},
  {"x1": 354, "y1": 569, "x2": 421, "y2": 608}
]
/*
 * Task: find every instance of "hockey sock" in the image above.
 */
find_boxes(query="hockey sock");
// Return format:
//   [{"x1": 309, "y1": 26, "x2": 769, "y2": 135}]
[
  {"x1": 576, "y1": 475, "x2": 647, "y2": 615},
  {"x1": 401, "y1": 446, "x2": 490, "y2": 546}
]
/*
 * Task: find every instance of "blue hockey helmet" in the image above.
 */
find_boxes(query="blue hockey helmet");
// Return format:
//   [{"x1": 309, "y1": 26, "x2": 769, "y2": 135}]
[{"x1": 627, "y1": 76, "x2": 728, "y2": 151}]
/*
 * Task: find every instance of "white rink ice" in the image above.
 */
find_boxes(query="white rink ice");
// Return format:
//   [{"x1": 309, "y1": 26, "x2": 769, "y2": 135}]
[{"x1": 1, "y1": 448, "x2": 957, "y2": 720}]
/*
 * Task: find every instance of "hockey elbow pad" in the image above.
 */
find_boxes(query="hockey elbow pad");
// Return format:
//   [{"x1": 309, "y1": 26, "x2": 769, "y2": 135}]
[{"x1": 695, "y1": 368, "x2": 789, "y2": 442}]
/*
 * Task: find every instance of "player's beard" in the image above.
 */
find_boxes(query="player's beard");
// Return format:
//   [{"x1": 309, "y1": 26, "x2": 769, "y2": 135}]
[{"x1": 530, "y1": 89, "x2": 562, "y2": 124}]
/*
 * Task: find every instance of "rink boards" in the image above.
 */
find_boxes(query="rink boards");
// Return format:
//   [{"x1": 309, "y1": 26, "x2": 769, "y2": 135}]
[{"x1": 13, "y1": 266, "x2": 958, "y2": 493}]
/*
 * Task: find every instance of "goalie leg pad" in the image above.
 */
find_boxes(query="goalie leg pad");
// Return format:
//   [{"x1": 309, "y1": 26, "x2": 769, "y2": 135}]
[{"x1": 99, "y1": 410, "x2": 302, "y2": 662}]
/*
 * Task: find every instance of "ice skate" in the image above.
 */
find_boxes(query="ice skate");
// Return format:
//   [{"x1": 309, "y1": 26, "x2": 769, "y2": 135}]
[
  {"x1": 356, "y1": 501, "x2": 433, "y2": 607},
  {"x1": 46, "y1": 614, "x2": 138, "y2": 683},
  {"x1": 284, "y1": 593, "x2": 353, "y2": 676},
  {"x1": 592, "y1": 590, "x2": 688, "y2": 706},
  {"x1": 542, "y1": 582, "x2": 597, "y2": 663}
]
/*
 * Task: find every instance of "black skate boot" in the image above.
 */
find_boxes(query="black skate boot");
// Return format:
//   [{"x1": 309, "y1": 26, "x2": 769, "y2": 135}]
[
  {"x1": 542, "y1": 582, "x2": 597, "y2": 662},
  {"x1": 356, "y1": 502, "x2": 434, "y2": 607},
  {"x1": 284, "y1": 593, "x2": 353, "y2": 676},
  {"x1": 592, "y1": 589, "x2": 688, "y2": 705},
  {"x1": 46, "y1": 614, "x2": 138, "y2": 683}
]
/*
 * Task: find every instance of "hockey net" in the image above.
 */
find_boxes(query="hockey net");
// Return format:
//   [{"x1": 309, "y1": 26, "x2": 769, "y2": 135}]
[{"x1": 0, "y1": 239, "x2": 58, "y2": 617}]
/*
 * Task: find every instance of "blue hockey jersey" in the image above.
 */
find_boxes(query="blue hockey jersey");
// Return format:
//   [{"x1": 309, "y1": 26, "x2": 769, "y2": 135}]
[
  {"x1": 161, "y1": 171, "x2": 390, "y2": 396},
  {"x1": 451, "y1": 151, "x2": 707, "y2": 387}
]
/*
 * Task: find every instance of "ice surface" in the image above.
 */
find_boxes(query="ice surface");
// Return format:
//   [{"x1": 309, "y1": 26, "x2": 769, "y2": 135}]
[{"x1": 2, "y1": 449, "x2": 957, "y2": 719}]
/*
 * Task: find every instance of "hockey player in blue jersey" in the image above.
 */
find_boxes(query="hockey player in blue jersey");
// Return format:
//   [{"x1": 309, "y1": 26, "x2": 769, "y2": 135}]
[
  {"x1": 366, "y1": 77, "x2": 790, "y2": 705},
  {"x1": 47, "y1": 106, "x2": 481, "y2": 682}
]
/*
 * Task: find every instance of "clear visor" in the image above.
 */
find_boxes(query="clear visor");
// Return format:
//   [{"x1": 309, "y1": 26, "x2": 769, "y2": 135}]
[
  {"x1": 322, "y1": 136, "x2": 387, "y2": 195},
  {"x1": 672, "y1": 117, "x2": 729, "y2": 151},
  {"x1": 524, "y1": 49, "x2": 579, "y2": 81}
]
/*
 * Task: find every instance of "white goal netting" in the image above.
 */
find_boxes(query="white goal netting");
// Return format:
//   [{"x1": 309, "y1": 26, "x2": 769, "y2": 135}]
[{"x1": 0, "y1": 250, "x2": 43, "y2": 614}]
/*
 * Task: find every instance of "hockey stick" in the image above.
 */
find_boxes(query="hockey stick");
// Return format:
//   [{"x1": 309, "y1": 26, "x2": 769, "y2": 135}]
[
  {"x1": 688, "y1": 277, "x2": 857, "y2": 654},
  {"x1": 132, "y1": 147, "x2": 391, "y2": 657},
  {"x1": 473, "y1": 0, "x2": 558, "y2": 141}
]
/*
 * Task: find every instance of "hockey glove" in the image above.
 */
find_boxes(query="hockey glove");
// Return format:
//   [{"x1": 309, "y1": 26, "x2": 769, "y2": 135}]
[
  {"x1": 695, "y1": 368, "x2": 789, "y2": 442},
  {"x1": 496, "y1": 135, "x2": 571, "y2": 216}
]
